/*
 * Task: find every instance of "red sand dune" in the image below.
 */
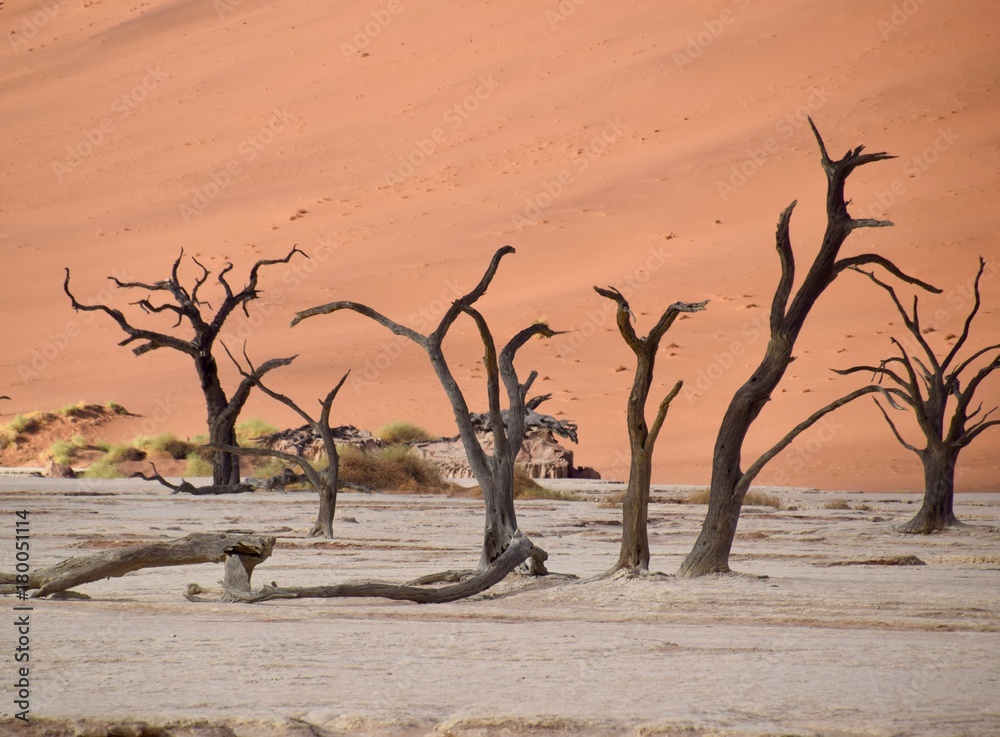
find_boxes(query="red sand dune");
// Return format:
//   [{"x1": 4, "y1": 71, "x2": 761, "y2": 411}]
[{"x1": 1, "y1": 0, "x2": 997, "y2": 491}]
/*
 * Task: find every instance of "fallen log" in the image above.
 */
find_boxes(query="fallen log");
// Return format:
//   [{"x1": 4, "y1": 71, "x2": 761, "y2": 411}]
[
  {"x1": 0, "y1": 532, "x2": 274, "y2": 598},
  {"x1": 131, "y1": 465, "x2": 256, "y2": 495},
  {"x1": 222, "y1": 534, "x2": 537, "y2": 604}
]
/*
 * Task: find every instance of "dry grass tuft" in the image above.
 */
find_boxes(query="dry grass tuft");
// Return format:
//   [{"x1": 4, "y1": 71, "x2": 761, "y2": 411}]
[
  {"x1": 683, "y1": 488, "x2": 783, "y2": 509},
  {"x1": 339, "y1": 444, "x2": 451, "y2": 492},
  {"x1": 377, "y1": 421, "x2": 436, "y2": 445}
]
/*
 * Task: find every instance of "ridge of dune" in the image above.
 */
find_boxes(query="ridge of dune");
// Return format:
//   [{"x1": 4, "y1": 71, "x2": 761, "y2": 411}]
[{"x1": 1, "y1": 0, "x2": 997, "y2": 491}]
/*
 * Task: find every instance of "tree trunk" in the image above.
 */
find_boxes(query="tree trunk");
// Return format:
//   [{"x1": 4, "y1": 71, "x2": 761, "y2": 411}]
[
  {"x1": 309, "y1": 468, "x2": 338, "y2": 539},
  {"x1": 899, "y1": 448, "x2": 961, "y2": 533},
  {"x1": 226, "y1": 534, "x2": 538, "y2": 604},
  {"x1": 479, "y1": 455, "x2": 519, "y2": 568},
  {"x1": 1, "y1": 533, "x2": 275, "y2": 598},
  {"x1": 678, "y1": 344, "x2": 787, "y2": 577},
  {"x1": 210, "y1": 420, "x2": 240, "y2": 486},
  {"x1": 615, "y1": 451, "x2": 653, "y2": 571}
]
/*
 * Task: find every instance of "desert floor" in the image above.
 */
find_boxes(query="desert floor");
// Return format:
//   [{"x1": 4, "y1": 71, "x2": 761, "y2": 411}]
[{"x1": 1, "y1": 477, "x2": 998, "y2": 736}]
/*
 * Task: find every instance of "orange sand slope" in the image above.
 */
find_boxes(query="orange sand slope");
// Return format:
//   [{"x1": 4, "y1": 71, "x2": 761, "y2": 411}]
[{"x1": 1, "y1": 0, "x2": 998, "y2": 491}]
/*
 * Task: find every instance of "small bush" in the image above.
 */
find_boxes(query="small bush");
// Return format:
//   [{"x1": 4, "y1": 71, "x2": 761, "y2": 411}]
[
  {"x1": 237, "y1": 419, "x2": 279, "y2": 446},
  {"x1": 684, "y1": 488, "x2": 711, "y2": 504},
  {"x1": 823, "y1": 499, "x2": 850, "y2": 510},
  {"x1": 94, "y1": 439, "x2": 112, "y2": 452},
  {"x1": 184, "y1": 453, "x2": 214, "y2": 477},
  {"x1": 104, "y1": 444, "x2": 146, "y2": 463},
  {"x1": 57, "y1": 402, "x2": 88, "y2": 418},
  {"x1": 70, "y1": 434, "x2": 88, "y2": 449},
  {"x1": 340, "y1": 445, "x2": 449, "y2": 492},
  {"x1": 377, "y1": 421, "x2": 435, "y2": 445},
  {"x1": 9, "y1": 413, "x2": 41, "y2": 435},
  {"x1": 48, "y1": 440, "x2": 76, "y2": 465},
  {"x1": 82, "y1": 458, "x2": 124, "y2": 479},
  {"x1": 136, "y1": 433, "x2": 196, "y2": 460},
  {"x1": 744, "y1": 490, "x2": 783, "y2": 509},
  {"x1": 683, "y1": 488, "x2": 782, "y2": 509}
]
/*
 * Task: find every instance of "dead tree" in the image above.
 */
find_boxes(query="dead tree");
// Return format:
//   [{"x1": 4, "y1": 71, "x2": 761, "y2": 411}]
[
  {"x1": 0, "y1": 532, "x2": 274, "y2": 599},
  {"x1": 222, "y1": 534, "x2": 537, "y2": 604},
  {"x1": 678, "y1": 119, "x2": 940, "y2": 578},
  {"x1": 209, "y1": 347, "x2": 350, "y2": 539},
  {"x1": 595, "y1": 286, "x2": 708, "y2": 574},
  {"x1": 130, "y1": 463, "x2": 256, "y2": 495},
  {"x1": 293, "y1": 246, "x2": 556, "y2": 572},
  {"x1": 63, "y1": 247, "x2": 304, "y2": 485},
  {"x1": 836, "y1": 259, "x2": 1000, "y2": 533}
]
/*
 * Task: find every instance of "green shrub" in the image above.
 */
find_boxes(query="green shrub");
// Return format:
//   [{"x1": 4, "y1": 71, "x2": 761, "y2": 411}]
[
  {"x1": 82, "y1": 458, "x2": 124, "y2": 479},
  {"x1": 103, "y1": 443, "x2": 146, "y2": 463},
  {"x1": 49, "y1": 440, "x2": 75, "y2": 466},
  {"x1": 340, "y1": 445, "x2": 449, "y2": 492},
  {"x1": 9, "y1": 413, "x2": 41, "y2": 435},
  {"x1": 184, "y1": 453, "x2": 213, "y2": 477},
  {"x1": 236, "y1": 419, "x2": 279, "y2": 446},
  {"x1": 57, "y1": 402, "x2": 88, "y2": 417},
  {"x1": 377, "y1": 421, "x2": 435, "y2": 445},
  {"x1": 105, "y1": 402, "x2": 128, "y2": 414},
  {"x1": 136, "y1": 433, "x2": 196, "y2": 460}
]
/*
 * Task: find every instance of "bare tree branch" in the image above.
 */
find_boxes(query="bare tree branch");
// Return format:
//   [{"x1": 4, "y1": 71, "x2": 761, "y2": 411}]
[
  {"x1": 872, "y1": 397, "x2": 923, "y2": 455},
  {"x1": 222, "y1": 534, "x2": 536, "y2": 604},
  {"x1": 738, "y1": 385, "x2": 882, "y2": 493},
  {"x1": 645, "y1": 380, "x2": 684, "y2": 452}
]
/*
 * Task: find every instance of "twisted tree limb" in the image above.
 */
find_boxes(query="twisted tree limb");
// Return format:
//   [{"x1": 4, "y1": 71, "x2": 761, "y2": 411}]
[{"x1": 222, "y1": 534, "x2": 537, "y2": 604}]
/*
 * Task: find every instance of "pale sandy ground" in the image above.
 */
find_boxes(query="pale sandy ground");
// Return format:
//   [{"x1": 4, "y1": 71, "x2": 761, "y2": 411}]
[
  {"x1": 1, "y1": 477, "x2": 998, "y2": 736},
  {"x1": 1, "y1": 0, "x2": 999, "y2": 493}
]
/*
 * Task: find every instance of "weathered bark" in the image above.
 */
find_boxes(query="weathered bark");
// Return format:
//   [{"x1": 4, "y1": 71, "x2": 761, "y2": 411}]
[
  {"x1": 898, "y1": 447, "x2": 961, "y2": 533},
  {"x1": 293, "y1": 247, "x2": 558, "y2": 570},
  {"x1": 0, "y1": 533, "x2": 274, "y2": 598},
  {"x1": 836, "y1": 258, "x2": 999, "y2": 534},
  {"x1": 223, "y1": 534, "x2": 537, "y2": 604},
  {"x1": 594, "y1": 286, "x2": 707, "y2": 574},
  {"x1": 63, "y1": 247, "x2": 305, "y2": 485},
  {"x1": 678, "y1": 120, "x2": 939, "y2": 578}
]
